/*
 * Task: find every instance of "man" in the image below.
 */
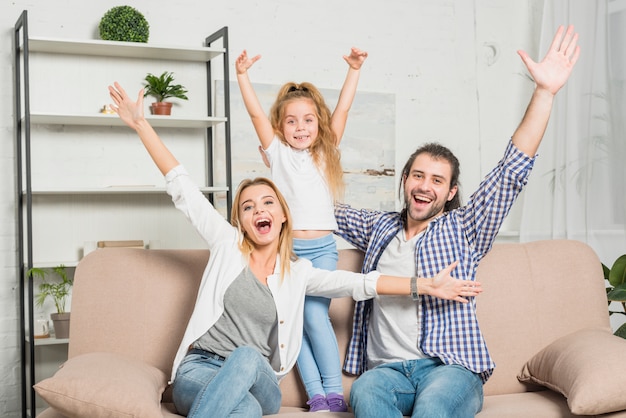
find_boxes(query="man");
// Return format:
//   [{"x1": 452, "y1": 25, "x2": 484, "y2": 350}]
[{"x1": 334, "y1": 25, "x2": 580, "y2": 418}]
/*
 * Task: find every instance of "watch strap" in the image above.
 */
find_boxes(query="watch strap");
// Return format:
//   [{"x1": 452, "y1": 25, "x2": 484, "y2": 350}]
[{"x1": 410, "y1": 276, "x2": 419, "y2": 301}]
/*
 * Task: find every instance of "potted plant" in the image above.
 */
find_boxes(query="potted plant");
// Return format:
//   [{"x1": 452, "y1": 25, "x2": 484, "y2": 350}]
[
  {"x1": 143, "y1": 71, "x2": 189, "y2": 115},
  {"x1": 29, "y1": 265, "x2": 73, "y2": 339},
  {"x1": 602, "y1": 254, "x2": 626, "y2": 339},
  {"x1": 98, "y1": 5, "x2": 150, "y2": 43}
]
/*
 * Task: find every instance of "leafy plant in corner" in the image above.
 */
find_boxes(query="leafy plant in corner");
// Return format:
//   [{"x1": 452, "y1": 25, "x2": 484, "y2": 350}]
[
  {"x1": 29, "y1": 265, "x2": 73, "y2": 314},
  {"x1": 602, "y1": 255, "x2": 626, "y2": 339},
  {"x1": 99, "y1": 5, "x2": 150, "y2": 43},
  {"x1": 144, "y1": 71, "x2": 189, "y2": 103}
]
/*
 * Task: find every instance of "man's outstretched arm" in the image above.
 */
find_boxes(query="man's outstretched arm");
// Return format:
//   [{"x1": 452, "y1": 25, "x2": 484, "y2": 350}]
[{"x1": 512, "y1": 25, "x2": 580, "y2": 157}]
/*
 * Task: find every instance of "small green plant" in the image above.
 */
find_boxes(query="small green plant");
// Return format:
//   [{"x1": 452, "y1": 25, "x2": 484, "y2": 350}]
[
  {"x1": 602, "y1": 254, "x2": 626, "y2": 339},
  {"x1": 143, "y1": 71, "x2": 189, "y2": 103},
  {"x1": 99, "y1": 6, "x2": 150, "y2": 43},
  {"x1": 29, "y1": 265, "x2": 73, "y2": 314}
]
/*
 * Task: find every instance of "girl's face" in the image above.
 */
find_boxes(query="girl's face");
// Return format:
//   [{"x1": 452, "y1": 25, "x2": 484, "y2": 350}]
[
  {"x1": 238, "y1": 184, "x2": 287, "y2": 248},
  {"x1": 281, "y1": 99, "x2": 319, "y2": 151}
]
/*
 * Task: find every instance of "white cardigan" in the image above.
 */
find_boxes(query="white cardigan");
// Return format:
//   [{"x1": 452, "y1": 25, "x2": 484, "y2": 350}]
[{"x1": 165, "y1": 166, "x2": 380, "y2": 382}]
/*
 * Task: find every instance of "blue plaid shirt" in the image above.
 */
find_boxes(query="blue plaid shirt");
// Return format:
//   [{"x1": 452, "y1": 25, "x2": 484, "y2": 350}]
[{"x1": 334, "y1": 140, "x2": 534, "y2": 383}]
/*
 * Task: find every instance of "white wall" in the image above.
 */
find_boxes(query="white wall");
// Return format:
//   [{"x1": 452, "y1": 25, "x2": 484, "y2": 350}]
[{"x1": 0, "y1": 0, "x2": 543, "y2": 415}]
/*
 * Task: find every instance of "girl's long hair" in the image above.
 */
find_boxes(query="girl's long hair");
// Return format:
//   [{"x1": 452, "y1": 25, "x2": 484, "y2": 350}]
[
  {"x1": 230, "y1": 177, "x2": 296, "y2": 280},
  {"x1": 269, "y1": 82, "x2": 344, "y2": 201}
]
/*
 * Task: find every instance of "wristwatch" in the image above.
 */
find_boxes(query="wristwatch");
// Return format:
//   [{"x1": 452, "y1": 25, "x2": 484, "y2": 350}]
[{"x1": 410, "y1": 276, "x2": 419, "y2": 301}]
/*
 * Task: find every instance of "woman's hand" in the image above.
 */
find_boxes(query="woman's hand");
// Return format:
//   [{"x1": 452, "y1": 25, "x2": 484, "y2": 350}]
[
  {"x1": 108, "y1": 82, "x2": 145, "y2": 131},
  {"x1": 107, "y1": 82, "x2": 179, "y2": 175},
  {"x1": 426, "y1": 261, "x2": 483, "y2": 303}
]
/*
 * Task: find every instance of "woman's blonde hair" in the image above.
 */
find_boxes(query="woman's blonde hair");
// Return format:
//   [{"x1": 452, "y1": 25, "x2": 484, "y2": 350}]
[
  {"x1": 269, "y1": 82, "x2": 344, "y2": 201},
  {"x1": 230, "y1": 177, "x2": 296, "y2": 279}
]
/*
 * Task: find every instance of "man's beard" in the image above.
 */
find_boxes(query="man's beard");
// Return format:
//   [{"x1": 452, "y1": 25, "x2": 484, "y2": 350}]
[{"x1": 404, "y1": 192, "x2": 446, "y2": 223}]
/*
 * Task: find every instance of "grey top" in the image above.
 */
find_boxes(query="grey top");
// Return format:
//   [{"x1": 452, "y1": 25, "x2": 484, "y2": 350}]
[{"x1": 193, "y1": 267, "x2": 278, "y2": 361}]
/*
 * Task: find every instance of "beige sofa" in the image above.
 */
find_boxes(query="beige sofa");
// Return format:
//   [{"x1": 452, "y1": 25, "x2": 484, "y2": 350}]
[{"x1": 36, "y1": 240, "x2": 626, "y2": 417}]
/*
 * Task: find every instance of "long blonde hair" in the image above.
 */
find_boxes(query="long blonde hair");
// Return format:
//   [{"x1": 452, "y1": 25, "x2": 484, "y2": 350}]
[
  {"x1": 230, "y1": 177, "x2": 296, "y2": 279},
  {"x1": 269, "y1": 82, "x2": 344, "y2": 201}
]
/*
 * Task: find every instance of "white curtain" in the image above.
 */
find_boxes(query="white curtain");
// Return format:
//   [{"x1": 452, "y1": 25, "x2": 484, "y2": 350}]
[{"x1": 519, "y1": 0, "x2": 626, "y2": 267}]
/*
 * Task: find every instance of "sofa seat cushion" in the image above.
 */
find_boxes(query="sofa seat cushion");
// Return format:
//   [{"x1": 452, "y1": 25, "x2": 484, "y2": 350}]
[
  {"x1": 518, "y1": 328, "x2": 626, "y2": 415},
  {"x1": 34, "y1": 351, "x2": 168, "y2": 418},
  {"x1": 478, "y1": 390, "x2": 577, "y2": 417},
  {"x1": 269, "y1": 407, "x2": 352, "y2": 417}
]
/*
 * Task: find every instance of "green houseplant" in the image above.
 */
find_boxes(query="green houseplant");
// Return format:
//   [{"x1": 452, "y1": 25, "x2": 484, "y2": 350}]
[
  {"x1": 98, "y1": 6, "x2": 150, "y2": 43},
  {"x1": 602, "y1": 254, "x2": 626, "y2": 339},
  {"x1": 143, "y1": 71, "x2": 189, "y2": 116},
  {"x1": 29, "y1": 265, "x2": 73, "y2": 339}
]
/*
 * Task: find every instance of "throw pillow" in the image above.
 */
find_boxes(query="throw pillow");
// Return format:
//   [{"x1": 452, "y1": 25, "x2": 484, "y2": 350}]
[
  {"x1": 34, "y1": 351, "x2": 167, "y2": 418},
  {"x1": 518, "y1": 328, "x2": 626, "y2": 415}
]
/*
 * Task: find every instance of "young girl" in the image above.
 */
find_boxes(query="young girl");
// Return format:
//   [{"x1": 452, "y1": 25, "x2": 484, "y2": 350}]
[
  {"x1": 107, "y1": 82, "x2": 479, "y2": 417},
  {"x1": 236, "y1": 47, "x2": 367, "y2": 412}
]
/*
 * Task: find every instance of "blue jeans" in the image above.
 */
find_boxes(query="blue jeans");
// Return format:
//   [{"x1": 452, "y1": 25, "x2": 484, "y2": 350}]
[
  {"x1": 294, "y1": 234, "x2": 341, "y2": 398},
  {"x1": 172, "y1": 346, "x2": 281, "y2": 417},
  {"x1": 350, "y1": 358, "x2": 484, "y2": 418}
]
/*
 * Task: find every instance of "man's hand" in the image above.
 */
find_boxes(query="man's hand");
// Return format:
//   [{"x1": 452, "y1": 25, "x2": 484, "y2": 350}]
[{"x1": 517, "y1": 25, "x2": 580, "y2": 96}]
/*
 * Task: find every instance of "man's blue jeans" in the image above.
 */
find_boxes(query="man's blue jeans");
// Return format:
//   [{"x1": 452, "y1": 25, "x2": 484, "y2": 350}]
[
  {"x1": 172, "y1": 346, "x2": 281, "y2": 417},
  {"x1": 350, "y1": 358, "x2": 484, "y2": 418}
]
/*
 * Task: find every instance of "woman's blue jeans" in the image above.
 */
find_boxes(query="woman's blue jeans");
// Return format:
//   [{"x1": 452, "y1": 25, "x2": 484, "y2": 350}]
[
  {"x1": 350, "y1": 358, "x2": 484, "y2": 418},
  {"x1": 171, "y1": 346, "x2": 281, "y2": 417},
  {"x1": 293, "y1": 234, "x2": 341, "y2": 398}
]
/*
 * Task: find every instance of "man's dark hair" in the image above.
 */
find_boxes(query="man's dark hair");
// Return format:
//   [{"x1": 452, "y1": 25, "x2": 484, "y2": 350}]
[{"x1": 399, "y1": 143, "x2": 462, "y2": 217}]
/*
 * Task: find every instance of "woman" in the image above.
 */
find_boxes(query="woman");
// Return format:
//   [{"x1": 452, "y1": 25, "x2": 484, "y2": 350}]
[{"x1": 108, "y1": 82, "x2": 482, "y2": 417}]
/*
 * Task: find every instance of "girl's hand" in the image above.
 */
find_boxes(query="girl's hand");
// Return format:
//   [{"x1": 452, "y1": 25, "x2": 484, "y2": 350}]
[
  {"x1": 428, "y1": 261, "x2": 483, "y2": 303},
  {"x1": 343, "y1": 47, "x2": 368, "y2": 70},
  {"x1": 108, "y1": 82, "x2": 145, "y2": 130},
  {"x1": 236, "y1": 50, "x2": 261, "y2": 75}
]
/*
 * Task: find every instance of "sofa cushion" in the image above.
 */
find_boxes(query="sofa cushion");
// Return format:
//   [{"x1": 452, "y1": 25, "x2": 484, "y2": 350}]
[
  {"x1": 34, "y1": 351, "x2": 168, "y2": 418},
  {"x1": 518, "y1": 328, "x2": 626, "y2": 415},
  {"x1": 475, "y1": 240, "x2": 610, "y2": 396}
]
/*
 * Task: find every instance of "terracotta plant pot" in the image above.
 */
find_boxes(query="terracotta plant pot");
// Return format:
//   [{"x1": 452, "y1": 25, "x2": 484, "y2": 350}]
[
  {"x1": 150, "y1": 102, "x2": 173, "y2": 115},
  {"x1": 51, "y1": 312, "x2": 71, "y2": 339}
]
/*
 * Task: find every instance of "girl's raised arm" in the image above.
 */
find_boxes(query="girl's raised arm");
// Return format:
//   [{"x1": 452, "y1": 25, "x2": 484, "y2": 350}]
[
  {"x1": 331, "y1": 47, "x2": 368, "y2": 146},
  {"x1": 235, "y1": 50, "x2": 275, "y2": 149},
  {"x1": 108, "y1": 82, "x2": 179, "y2": 175}
]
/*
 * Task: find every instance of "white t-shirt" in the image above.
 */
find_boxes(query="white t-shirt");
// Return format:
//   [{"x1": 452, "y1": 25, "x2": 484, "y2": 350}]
[
  {"x1": 367, "y1": 230, "x2": 427, "y2": 369},
  {"x1": 263, "y1": 137, "x2": 338, "y2": 231}
]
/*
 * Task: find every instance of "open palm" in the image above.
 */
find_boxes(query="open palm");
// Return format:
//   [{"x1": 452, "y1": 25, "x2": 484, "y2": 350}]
[
  {"x1": 518, "y1": 25, "x2": 581, "y2": 95},
  {"x1": 108, "y1": 82, "x2": 145, "y2": 130}
]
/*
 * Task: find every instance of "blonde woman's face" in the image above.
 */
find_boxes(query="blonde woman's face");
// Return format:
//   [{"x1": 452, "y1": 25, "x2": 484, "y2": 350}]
[
  {"x1": 238, "y1": 184, "x2": 287, "y2": 248},
  {"x1": 281, "y1": 99, "x2": 318, "y2": 151}
]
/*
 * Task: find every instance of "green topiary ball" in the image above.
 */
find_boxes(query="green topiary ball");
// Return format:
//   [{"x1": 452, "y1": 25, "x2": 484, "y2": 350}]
[{"x1": 99, "y1": 6, "x2": 150, "y2": 43}]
